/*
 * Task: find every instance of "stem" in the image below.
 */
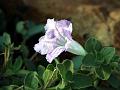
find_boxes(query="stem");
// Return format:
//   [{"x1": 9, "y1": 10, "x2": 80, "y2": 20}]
[
  {"x1": 15, "y1": 85, "x2": 23, "y2": 90},
  {"x1": 30, "y1": 52, "x2": 38, "y2": 61},
  {"x1": 0, "y1": 53, "x2": 4, "y2": 55},
  {"x1": 55, "y1": 58, "x2": 60, "y2": 64},
  {"x1": 4, "y1": 47, "x2": 10, "y2": 67},
  {"x1": 13, "y1": 45, "x2": 21, "y2": 50}
]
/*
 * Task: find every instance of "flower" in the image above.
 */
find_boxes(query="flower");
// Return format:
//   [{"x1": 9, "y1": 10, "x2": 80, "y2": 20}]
[{"x1": 34, "y1": 19, "x2": 86, "y2": 63}]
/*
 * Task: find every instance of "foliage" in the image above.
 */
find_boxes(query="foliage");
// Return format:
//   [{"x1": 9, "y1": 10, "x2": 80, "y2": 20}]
[{"x1": 0, "y1": 9, "x2": 120, "y2": 90}]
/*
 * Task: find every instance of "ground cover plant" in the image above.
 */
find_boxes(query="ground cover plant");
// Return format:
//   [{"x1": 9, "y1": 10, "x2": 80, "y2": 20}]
[{"x1": 0, "y1": 9, "x2": 120, "y2": 90}]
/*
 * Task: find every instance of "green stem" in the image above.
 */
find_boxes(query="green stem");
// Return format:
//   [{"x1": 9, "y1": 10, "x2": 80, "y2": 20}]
[
  {"x1": 55, "y1": 58, "x2": 60, "y2": 64},
  {"x1": 4, "y1": 47, "x2": 10, "y2": 67},
  {"x1": 15, "y1": 85, "x2": 23, "y2": 90}
]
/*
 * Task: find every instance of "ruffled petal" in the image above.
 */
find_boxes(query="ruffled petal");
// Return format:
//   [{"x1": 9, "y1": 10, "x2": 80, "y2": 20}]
[
  {"x1": 34, "y1": 36, "x2": 57, "y2": 55},
  {"x1": 45, "y1": 29, "x2": 56, "y2": 39},
  {"x1": 46, "y1": 46, "x2": 65, "y2": 63},
  {"x1": 34, "y1": 43, "x2": 41, "y2": 53},
  {"x1": 56, "y1": 20, "x2": 72, "y2": 32},
  {"x1": 44, "y1": 19, "x2": 56, "y2": 31},
  {"x1": 55, "y1": 20, "x2": 72, "y2": 40}
]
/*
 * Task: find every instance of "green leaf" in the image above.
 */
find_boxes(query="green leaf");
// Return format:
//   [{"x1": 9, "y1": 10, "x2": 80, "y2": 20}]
[
  {"x1": 56, "y1": 64, "x2": 66, "y2": 89},
  {"x1": 16, "y1": 21, "x2": 26, "y2": 36},
  {"x1": 3, "y1": 32, "x2": 11, "y2": 46},
  {"x1": 42, "y1": 64, "x2": 58, "y2": 89},
  {"x1": 16, "y1": 21, "x2": 44, "y2": 40},
  {"x1": 54, "y1": 86, "x2": 72, "y2": 90},
  {"x1": 0, "y1": 32, "x2": 11, "y2": 51},
  {"x1": 37, "y1": 65, "x2": 45, "y2": 78},
  {"x1": 23, "y1": 86, "x2": 33, "y2": 90},
  {"x1": 6, "y1": 58, "x2": 13, "y2": 69},
  {"x1": 65, "y1": 71, "x2": 73, "y2": 81},
  {"x1": 111, "y1": 55, "x2": 120, "y2": 62},
  {"x1": 25, "y1": 22, "x2": 44, "y2": 40},
  {"x1": 108, "y1": 74, "x2": 120, "y2": 89},
  {"x1": 0, "y1": 85, "x2": 17, "y2": 90},
  {"x1": 85, "y1": 37, "x2": 102, "y2": 53},
  {"x1": 47, "y1": 80, "x2": 68, "y2": 90},
  {"x1": 56, "y1": 61, "x2": 74, "y2": 89},
  {"x1": 63, "y1": 60, "x2": 74, "y2": 73},
  {"x1": 95, "y1": 65, "x2": 112, "y2": 80},
  {"x1": 95, "y1": 52, "x2": 104, "y2": 63},
  {"x1": 100, "y1": 47, "x2": 115, "y2": 64},
  {"x1": 62, "y1": 86, "x2": 72, "y2": 90},
  {"x1": 16, "y1": 70, "x2": 30, "y2": 76},
  {"x1": 24, "y1": 72, "x2": 39, "y2": 89},
  {"x1": 57, "y1": 60, "x2": 74, "y2": 84},
  {"x1": 4, "y1": 69, "x2": 15, "y2": 76},
  {"x1": 72, "y1": 56, "x2": 84, "y2": 70},
  {"x1": 81, "y1": 65, "x2": 93, "y2": 71},
  {"x1": 57, "y1": 64, "x2": 66, "y2": 80},
  {"x1": 20, "y1": 44, "x2": 29, "y2": 57},
  {"x1": 56, "y1": 79, "x2": 66, "y2": 89},
  {"x1": 72, "y1": 74, "x2": 93, "y2": 89},
  {"x1": 42, "y1": 64, "x2": 54, "y2": 85},
  {"x1": 82, "y1": 53, "x2": 99, "y2": 67},
  {"x1": 13, "y1": 56, "x2": 23, "y2": 72}
]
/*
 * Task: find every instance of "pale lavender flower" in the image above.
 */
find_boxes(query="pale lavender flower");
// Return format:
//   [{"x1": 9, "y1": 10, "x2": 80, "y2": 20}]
[{"x1": 34, "y1": 19, "x2": 86, "y2": 63}]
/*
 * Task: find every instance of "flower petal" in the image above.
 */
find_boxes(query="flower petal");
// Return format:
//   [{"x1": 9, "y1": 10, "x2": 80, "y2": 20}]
[
  {"x1": 55, "y1": 20, "x2": 72, "y2": 40},
  {"x1": 63, "y1": 30, "x2": 72, "y2": 40},
  {"x1": 45, "y1": 29, "x2": 55, "y2": 39},
  {"x1": 34, "y1": 43, "x2": 41, "y2": 53},
  {"x1": 44, "y1": 19, "x2": 56, "y2": 31},
  {"x1": 46, "y1": 46, "x2": 65, "y2": 63},
  {"x1": 34, "y1": 36, "x2": 57, "y2": 55},
  {"x1": 56, "y1": 20, "x2": 72, "y2": 33}
]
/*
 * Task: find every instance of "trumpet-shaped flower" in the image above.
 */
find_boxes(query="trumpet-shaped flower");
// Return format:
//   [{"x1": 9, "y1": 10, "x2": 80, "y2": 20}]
[{"x1": 34, "y1": 19, "x2": 86, "y2": 63}]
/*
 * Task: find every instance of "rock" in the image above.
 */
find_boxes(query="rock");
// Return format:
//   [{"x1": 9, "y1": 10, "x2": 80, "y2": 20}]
[
  {"x1": 2, "y1": 0, "x2": 120, "y2": 47},
  {"x1": 110, "y1": 9, "x2": 120, "y2": 21},
  {"x1": 23, "y1": 0, "x2": 112, "y2": 45}
]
